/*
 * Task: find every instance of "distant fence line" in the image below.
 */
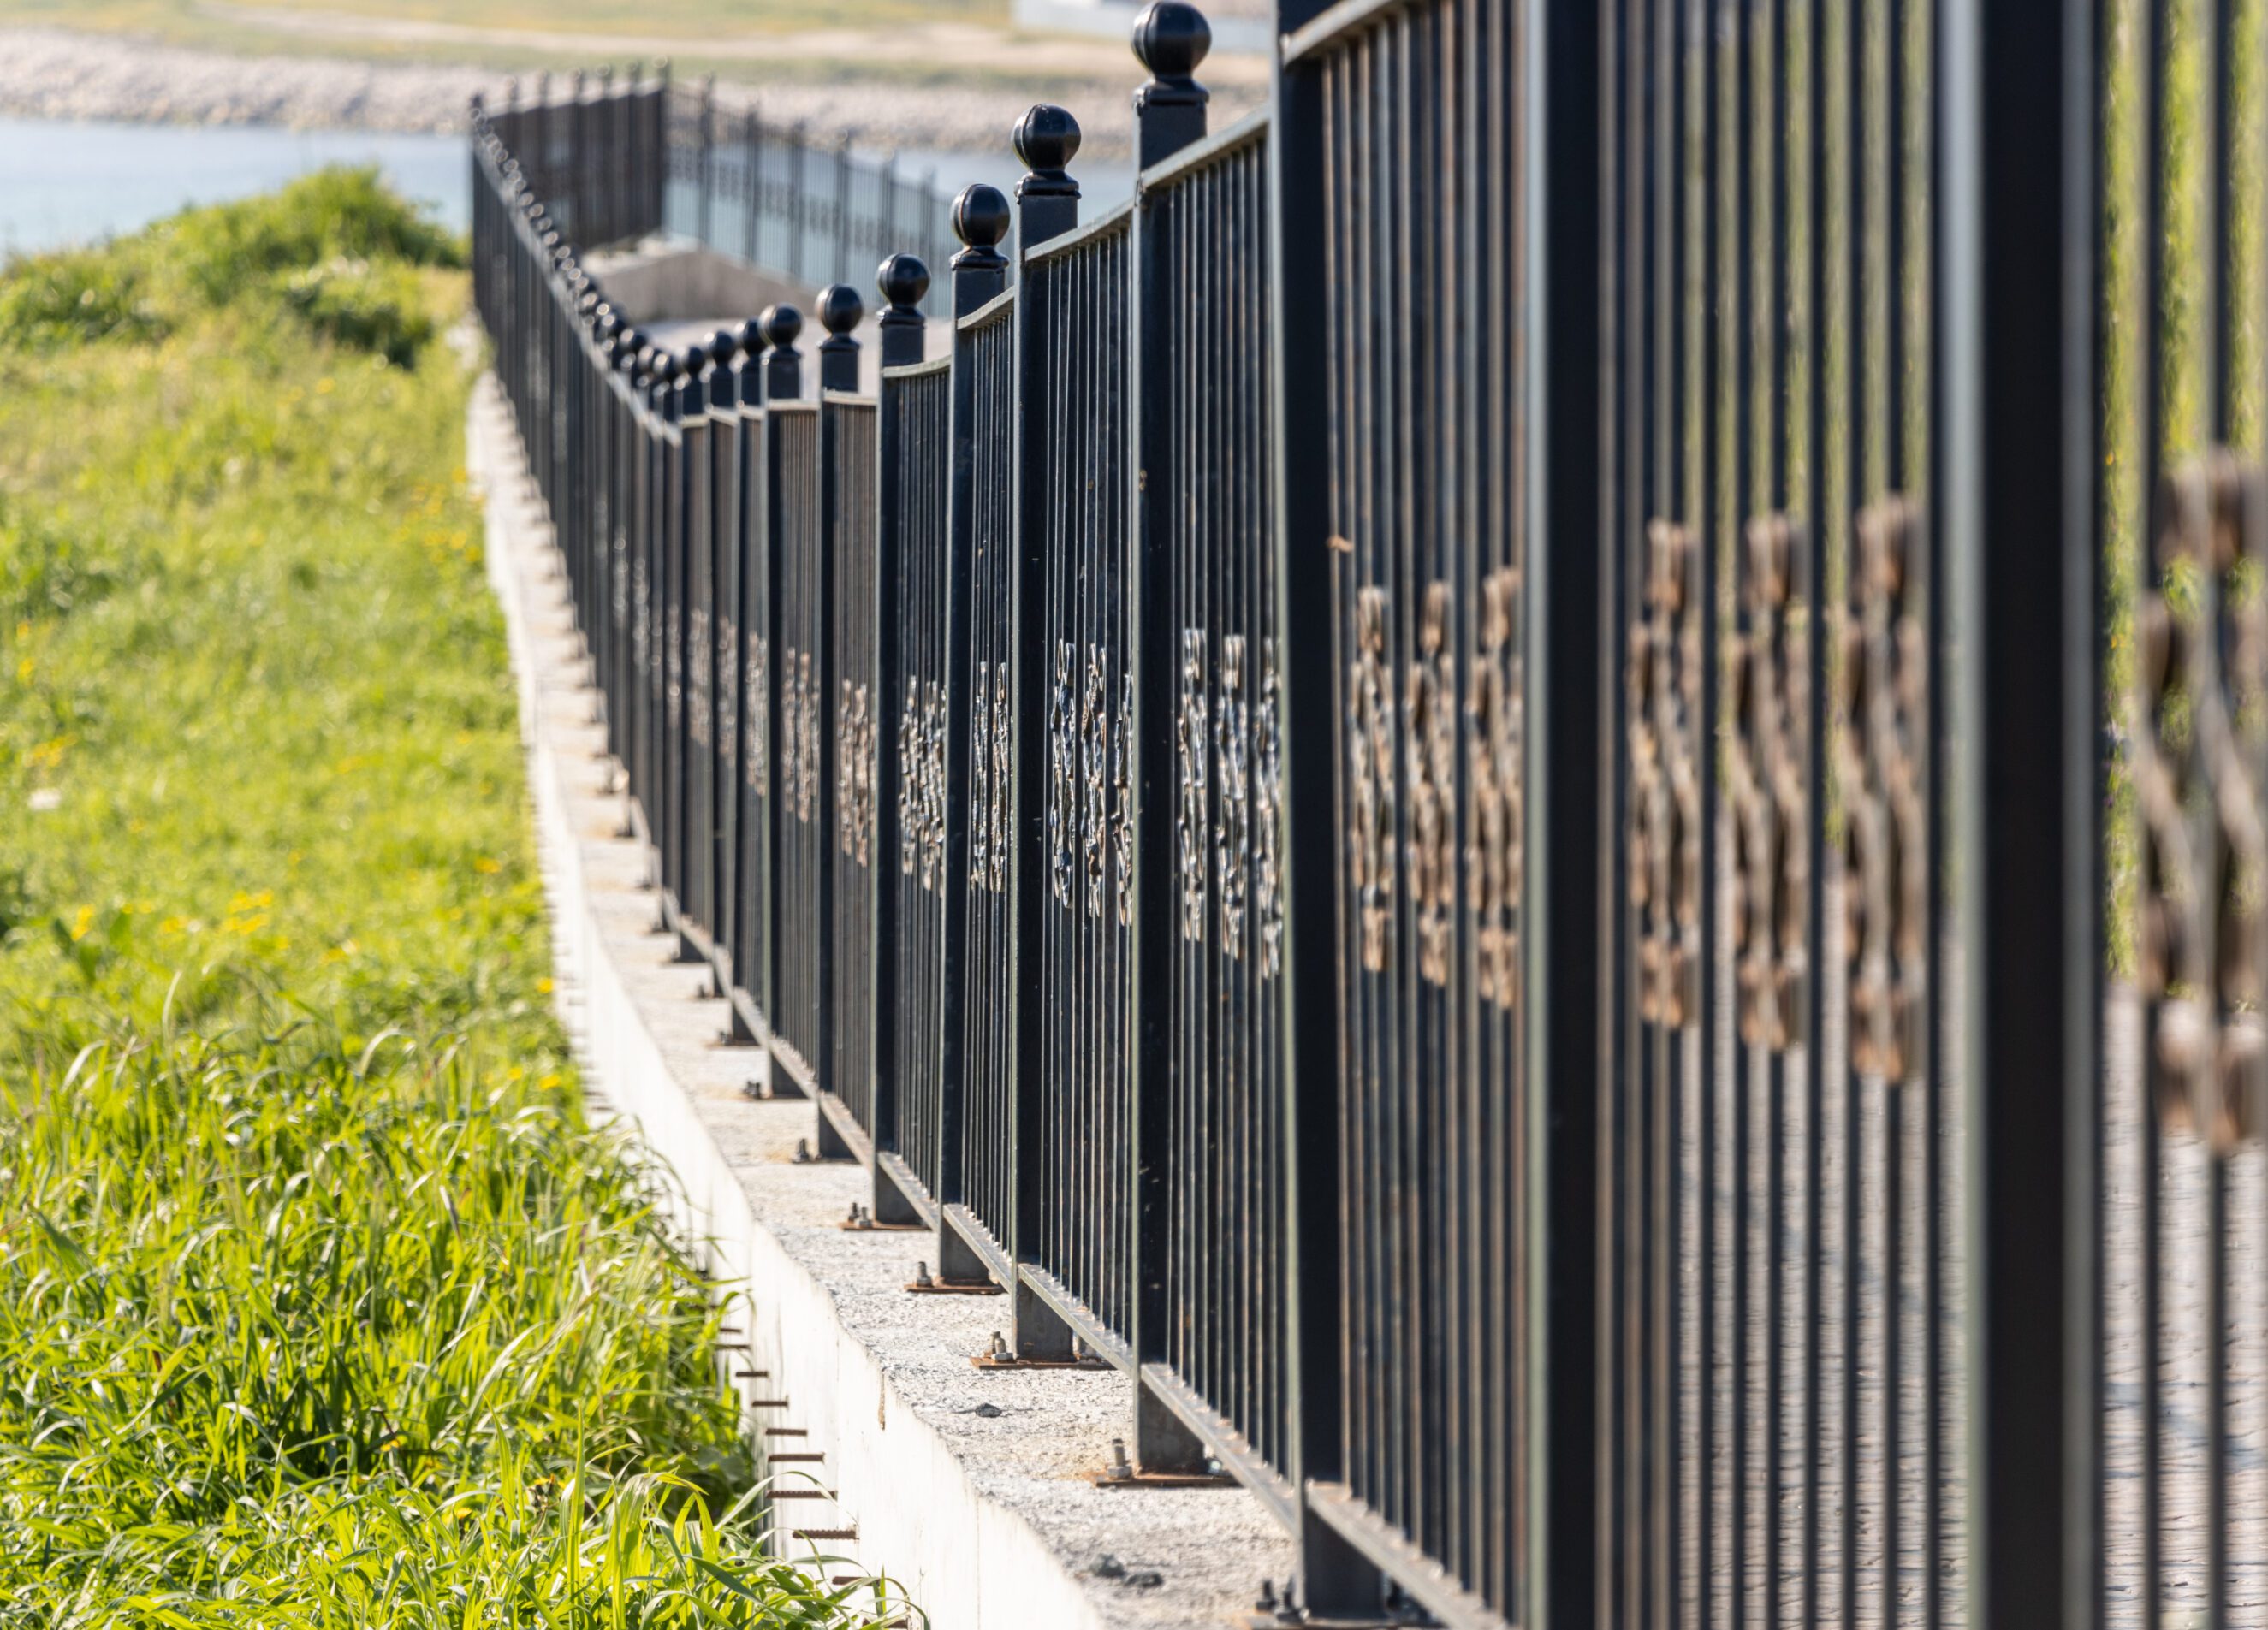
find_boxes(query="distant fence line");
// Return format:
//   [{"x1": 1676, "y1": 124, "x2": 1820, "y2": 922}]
[
  {"x1": 472, "y1": 3, "x2": 2256, "y2": 1628},
  {"x1": 479, "y1": 66, "x2": 953, "y2": 308}
]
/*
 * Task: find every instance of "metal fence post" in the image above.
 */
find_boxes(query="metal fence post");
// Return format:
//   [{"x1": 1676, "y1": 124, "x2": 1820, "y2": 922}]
[
  {"x1": 698, "y1": 75, "x2": 716, "y2": 248},
  {"x1": 763, "y1": 306, "x2": 803, "y2": 405},
  {"x1": 877, "y1": 253, "x2": 928, "y2": 372},
  {"x1": 923, "y1": 168, "x2": 943, "y2": 290},
  {"x1": 596, "y1": 68, "x2": 614, "y2": 240},
  {"x1": 882, "y1": 159, "x2": 900, "y2": 282},
  {"x1": 1264, "y1": 0, "x2": 1376, "y2": 1614},
  {"x1": 937, "y1": 184, "x2": 1010, "y2": 1290},
  {"x1": 534, "y1": 71, "x2": 550, "y2": 202},
  {"x1": 793, "y1": 124, "x2": 812, "y2": 284},
  {"x1": 814, "y1": 284, "x2": 866, "y2": 1159},
  {"x1": 757, "y1": 110, "x2": 775, "y2": 267},
  {"x1": 652, "y1": 60, "x2": 672, "y2": 235},
  {"x1": 1007, "y1": 103, "x2": 1082, "y2": 1361},
  {"x1": 817, "y1": 282, "x2": 863, "y2": 395},
  {"x1": 870, "y1": 252, "x2": 931, "y2": 1221},
  {"x1": 569, "y1": 69, "x2": 586, "y2": 239},
  {"x1": 834, "y1": 139, "x2": 854, "y2": 288},
  {"x1": 1125, "y1": 0, "x2": 1216, "y2": 1483},
  {"x1": 729, "y1": 313, "x2": 775, "y2": 1048},
  {"x1": 1535, "y1": 0, "x2": 1599, "y2": 1621},
  {"x1": 1956, "y1": 0, "x2": 2090, "y2": 1623}
]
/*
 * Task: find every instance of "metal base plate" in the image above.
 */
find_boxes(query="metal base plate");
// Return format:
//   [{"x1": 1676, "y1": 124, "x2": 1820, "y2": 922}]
[
  {"x1": 1092, "y1": 1469, "x2": 1238, "y2": 1491},
  {"x1": 969, "y1": 1353, "x2": 1110, "y2": 1372},
  {"x1": 904, "y1": 1279, "x2": 1004, "y2": 1295}
]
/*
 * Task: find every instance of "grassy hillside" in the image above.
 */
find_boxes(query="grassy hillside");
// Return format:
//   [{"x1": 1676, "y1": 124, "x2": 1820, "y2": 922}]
[{"x1": 0, "y1": 171, "x2": 905, "y2": 1627}]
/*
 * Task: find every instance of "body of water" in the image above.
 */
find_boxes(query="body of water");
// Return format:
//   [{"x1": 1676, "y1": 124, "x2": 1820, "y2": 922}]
[{"x1": 0, "y1": 116, "x2": 470, "y2": 257}]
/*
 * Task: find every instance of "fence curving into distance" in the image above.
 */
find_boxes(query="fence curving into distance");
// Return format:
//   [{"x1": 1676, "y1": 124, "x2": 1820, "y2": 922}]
[{"x1": 472, "y1": 0, "x2": 2263, "y2": 1624}]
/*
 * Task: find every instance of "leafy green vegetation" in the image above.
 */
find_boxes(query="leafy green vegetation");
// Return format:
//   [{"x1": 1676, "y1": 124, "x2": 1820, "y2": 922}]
[{"x1": 0, "y1": 173, "x2": 904, "y2": 1626}]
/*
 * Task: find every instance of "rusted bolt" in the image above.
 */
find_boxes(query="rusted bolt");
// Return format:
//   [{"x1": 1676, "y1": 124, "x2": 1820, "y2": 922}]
[
  {"x1": 1106, "y1": 1437, "x2": 1134, "y2": 1483},
  {"x1": 792, "y1": 1138, "x2": 814, "y2": 1165},
  {"x1": 912, "y1": 1260, "x2": 935, "y2": 1289},
  {"x1": 988, "y1": 1330, "x2": 1011, "y2": 1363}
]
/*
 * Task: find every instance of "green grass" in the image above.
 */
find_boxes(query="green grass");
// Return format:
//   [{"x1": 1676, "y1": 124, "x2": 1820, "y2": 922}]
[{"x1": 0, "y1": 172, "x2": 908, "y2": 1626}]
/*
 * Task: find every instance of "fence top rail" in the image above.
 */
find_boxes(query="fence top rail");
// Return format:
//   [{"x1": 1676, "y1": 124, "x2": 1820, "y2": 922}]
[
  {"x1": 822, "y1": 389, "x2": 878, "y2": 412},
  {"x1": 1023, "y1": 197, "x2": 1136, "y2": 269},
  {"x1": 957, "y1": 287, "x2": 1017, "y2": 336},
  {"x1": 881, "y1": 356, "x2": 953, "y2": 386},
  {"x1": 1282, "y1": 0, "x2": 1416, "y2": 64},
  {"x1": 1137, "y1": 108, "x2": 1272, "y2": 197}
]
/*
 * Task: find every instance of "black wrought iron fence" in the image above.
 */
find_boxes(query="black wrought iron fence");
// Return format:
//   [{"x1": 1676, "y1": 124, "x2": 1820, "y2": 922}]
[
  {"x1": 667, "y1": 78, "x2": 955, "y2": 308},
  {"x1": 472, "y1": 0, "x2": 2233, "y2": 1622}
]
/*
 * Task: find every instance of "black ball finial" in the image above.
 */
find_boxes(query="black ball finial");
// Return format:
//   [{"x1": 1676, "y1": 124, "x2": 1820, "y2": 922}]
[
  {"x1": 817, "y1": 283, "x2": 864, "y2": 338},
  {"x1": 761, "y1": 304, "x2": 804, "y2": 352},
  {"x1": 877, "y1": 252, "x2": 931, "y2": 312},
  {"x1": 1132, "y1": 1, "x2": 1212, "y2": 80},
  {"x1": 953, "y1": 184, "x2": 1011, "y2": 252},
  {"x1": 739, "y1": 315, "x2": 769, "y2": 354},
  {"x1": 1012, "y1": 104, "x2": 1082, "y2": 178}
]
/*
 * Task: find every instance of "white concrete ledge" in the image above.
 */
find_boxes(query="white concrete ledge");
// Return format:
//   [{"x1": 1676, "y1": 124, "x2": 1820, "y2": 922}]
[{"x1": 469, "y1": 375, "x2": 1296, "y2": 1630}]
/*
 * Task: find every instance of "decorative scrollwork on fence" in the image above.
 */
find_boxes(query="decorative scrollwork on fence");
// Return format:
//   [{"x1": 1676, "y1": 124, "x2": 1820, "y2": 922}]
[
  {"x1": 1351, "y1": 586, "x2": 1395, "y2": 974},
  {"x1": 1255, "y1": 638, "x2": 1284, "y2": 980},
  {"x1": 1732, "y1": 515, "x2": 1808, "y2": 1052},
  {"x1": 897, "y1": 677, "x2": 946, "y2": 887},
  {"x1": 1468, "y1": 566, "x2": 1521, "y2": 1011},
  {"x1": 1838, "y1": 498, "x2": 1924, "y2": 1081},
  {"x1": 718, "y1": 611, "x2": 739, "y2": 771},
  {"x1": 780, "y1": 642, "x2": 804, "y2": 821},
  {"x1": 689, "y1": 605, "x2": 712, "y2": 746},
  {"x1": 1050, "y1": 640, "x2": 1076, "y2": 909},
  {"x1": 1630, "y1": 520, "x2": 1701, "y2": 1028},
  {"x1": 1083, "y1": 646, "x2": 1109, "y2": 921},
  {"x1": 988, "y1": 662, "x2": 1012, "y2": 893},
  {"x1": 1407, "y1": 581, "x2": 1456, "y2": 989},
  {"x1": 745, "y1": 633, "x2": 769, "y2": 791},
  {"x1": 971, "y1": 660, "x2": 994, "y2": 891},
  {"x1": 838, "y1": 679, "x2": 873, "y2": 866},
  {"x1": 1179, "y1": 629, "x2": 1209, "y2": 942},
  {"x1": 1113, "y1": 670, "x2": 1134, "y2": 928},
  {"x1": 2139, "y1": 451, "x2": 2268, "y2": 1149},
  {"x1": 665, "y1": 586, "x2": 684, "y2": 716},
  {"x1": 1218, "y1": 634, "x2": 1251, "y2": 957},
  {"x1": 922, "y1": 679, "x2": 947, "y2": 890},
  {"x1": 899, "y1": 679, "x2": 919, "y2": 876},
  {"x1": 791, "y1": 647, "x2": 817, "y2": 824}
]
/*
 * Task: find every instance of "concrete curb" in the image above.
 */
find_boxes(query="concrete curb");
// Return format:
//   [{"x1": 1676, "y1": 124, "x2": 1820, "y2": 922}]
[{"x1": 467, "y1": 375, "x2": 1295, "y2": 1630}]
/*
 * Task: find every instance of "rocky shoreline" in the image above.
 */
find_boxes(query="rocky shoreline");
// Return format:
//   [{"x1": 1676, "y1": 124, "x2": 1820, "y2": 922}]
[
  {"x1": 0, "y1": 28, "x2": 501, "y2": 135},
  {"x1": 0, "y1": 27, "x2": 1262, "y2": 157}
]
